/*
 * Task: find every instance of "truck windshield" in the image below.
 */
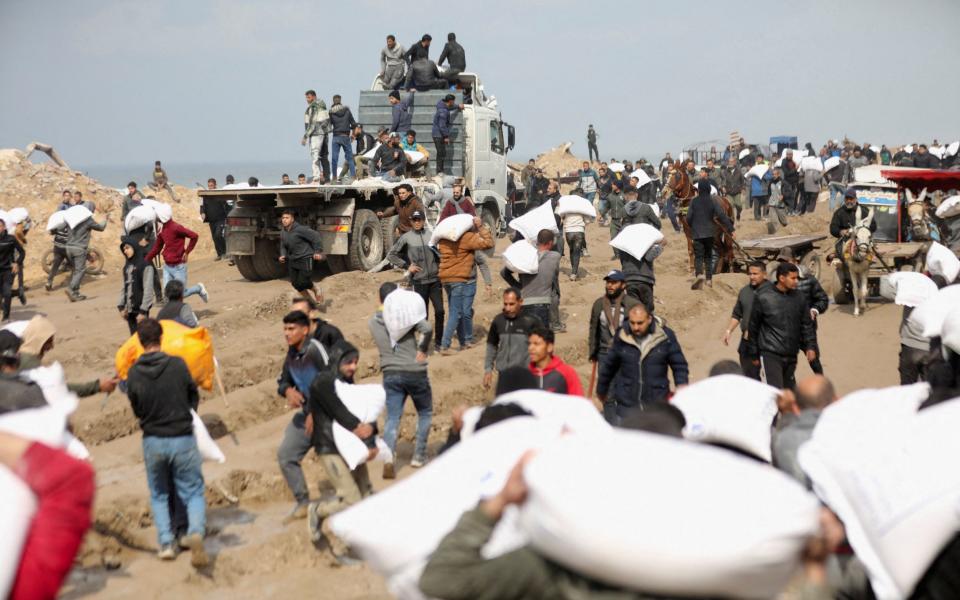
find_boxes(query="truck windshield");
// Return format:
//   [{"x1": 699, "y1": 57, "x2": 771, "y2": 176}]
[{"x1": 490, "y1": 120, "x2": 505, "y2": 155}]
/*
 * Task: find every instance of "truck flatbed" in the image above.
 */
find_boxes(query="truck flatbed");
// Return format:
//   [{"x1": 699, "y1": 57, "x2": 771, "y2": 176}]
[{"x1": 736, "y1": 233, "x2": 827, "y2": 251}]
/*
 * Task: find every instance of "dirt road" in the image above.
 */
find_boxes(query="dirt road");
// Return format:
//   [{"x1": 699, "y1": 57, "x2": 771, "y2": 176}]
[{"x1": 23, "y1": 201, "x2": 900, "y2": 599}]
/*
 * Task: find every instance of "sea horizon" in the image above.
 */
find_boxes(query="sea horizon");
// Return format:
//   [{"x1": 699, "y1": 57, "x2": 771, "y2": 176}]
[{"x1": 74, "y1": 159, "x2": 312, "y2": 190}]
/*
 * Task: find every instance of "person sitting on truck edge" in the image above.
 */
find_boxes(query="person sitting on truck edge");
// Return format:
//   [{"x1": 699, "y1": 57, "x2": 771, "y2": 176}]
[
  {"x1": 439, "y1": 183, "x2": 476, "y2": 222},
  {"x1": 301, "y1": 90, "x2": 331, "y2": 184},
  {"x1": 404, "y1": 34, "x2": 432, "y2": 64},
  {"x1": 281, "y1": 174, "x2": 293, "y2": 186},
  {"x1": 373, "y1": 132, "x2": 407, "y2": 182},
  {"x1": 297, "y1": 173, "x2": 306, "y2": 185},
  {"x1": 378, "y1": 183, "x2": 426, "y2": 237},
  {"x1": 379, "y1": 34, "x2": 406, "y2": 90},
  {"x1": 437, "y1": 32, "x2": 466, "y2": 85},
  {"x1": 389, "y1": 90, "x2": 415, "y2": 134},
  {"x1": 433, "y1": 94, "x2": 464, "y2": 176},
  {"x1": 406, "y1": 57, "x2": 445, "y2": 91},
  {"x1": 328, "y1": 94, "x2": 358, "y2": 184},
  {"x1": 400, "y1": 129, "x2": 430, "y2": 175},
  {"x1": 278, "y1": 209, "x2": 325, "y2": 306},
  {"x1": 348, "y1": 124, "x2": 376, "y2": 179}
]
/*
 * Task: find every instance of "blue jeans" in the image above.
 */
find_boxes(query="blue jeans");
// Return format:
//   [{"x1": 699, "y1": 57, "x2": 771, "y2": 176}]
[
  {"x1": 382, "y1": 372, "x2": 433, "y2": 460},
  {"x1": 142, "y1": 435, "x2": 206, "y2": 546},
  {"x1": 828, "y1": 182, "x2": 845, "y2": 212},
  {"x1": 441, "y1": 280, "x2": 476, "y2": 349},
  {"x1": 162, "y1": 263, "x2": 202, "y2": 298},
  {"x1": 332, "y1": 135, "x2": 356, "y2": 178}
]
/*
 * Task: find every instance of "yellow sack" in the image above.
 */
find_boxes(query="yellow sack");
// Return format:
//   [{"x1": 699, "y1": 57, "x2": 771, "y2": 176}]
[{"x1": 115, "y1": 320, "x2": 215, "y2": 391}]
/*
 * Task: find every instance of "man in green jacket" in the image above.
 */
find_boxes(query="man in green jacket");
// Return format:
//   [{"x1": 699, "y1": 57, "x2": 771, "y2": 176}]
[{"x1": 606, "y1": 179, "x2": 626, "y2": 259}]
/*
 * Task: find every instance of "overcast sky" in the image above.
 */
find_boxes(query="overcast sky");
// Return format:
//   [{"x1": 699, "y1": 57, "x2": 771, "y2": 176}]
[{"x1": 2, "y1": 0, "x2": 958, "y2": 168}]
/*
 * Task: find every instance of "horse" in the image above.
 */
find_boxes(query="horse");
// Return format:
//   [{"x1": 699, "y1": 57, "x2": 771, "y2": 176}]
[
  {"x1": 663, "y1": 161, "x2": 735, "y2": 274},
  {"x1": 842, "y1": 209, "x2": 875, "y2": 316},
  {"x1": 904, "y1": 187, "x2": 941, "y2": 242}
]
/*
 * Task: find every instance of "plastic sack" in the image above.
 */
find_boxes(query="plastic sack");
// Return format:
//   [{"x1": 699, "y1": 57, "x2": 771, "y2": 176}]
[
  {"x1": 363, "y1": 143, "x2": 381, "y2": 160},
  {"x1": 63, "y1": 204, "x2": 93, "y2": 229},
  {"x1": 329, "y1": 417, "x2": 565, "y2": 578},
  {"x1": 507, "y1": 200, "x2": 558, "y2": 241},
  {"x1": 800, "y1": 156, "x2": 823, "y2": 171},
  {"x1": 152, "y1": 202, "x2": 173, "y2": 224},
  {"x1": 672, "y1": 374, "x2": 780, "y2": 462},
  {"x1": 556, "y1": 195, "x2": 597, "y2": 218},
  {"x1": 823, "y1": 156, "x2": 841, "y2": 172},
  {"x1": 332, "y1": 380, "x2": 390, "y2": 470},
  {"x1": 925, "y1": 242, "x2": 960, "y2": 283},
  {"x1": 428, "y1": 213, "x2": 474, "y2": 246},
  {"x1": 502, "y1": 239, "x2": 539, "y2": 274},
  {"x1": 115, "y1": 320, "x2": 215, "y2": 390},
  {"x1": 935, "y1": 195, "x2": 960, "y2": 219},
  {"x1": 799, "y1": 392, "x2": 960, "y2": 599},
  {"x1": 461, "y1": 389, "x2": 610, "y2": 439},
  {"x1": 879, "y1": 271, "x2": 938, "y2": 307},
  {"x1": 628, "y1": 169, "x2": 652, "y2": 188},
  {"x1": 191, "y1": 410, "x2": 225, "y2": 463},
  {"x1": 1, "y1": 320, "x2": 30, "y2": 338},
  {"x1": 608, "y1": 162, "x2": 625, "y2": 173},
  {"x1": 747, "y1": 164, "x2": 769, "y2": 179},
  {"x1": 947, "y1": 141, "x2": 959, "y2": 157},
  {"x1": 45, "y1": 210, "x2": 67, "y2": 232},
  {"x1": 5, "y1": 207, "x2": 28, "y2": 225},
  {"x1": 520, "y1": 430, "x2": 819, "y2": 598},
  {"x1": 609, "y1": 223, "x2": 664, "y2": 262},
  {"x1": 403, "y1": 150, "x2": 425, "y2": 164},
  {"x1": 908, "y1": 284, "x2": 960, "y2": 338},
  {"x1": 124, "y1": 204, "x2": 156, "y2": 233},
  {"x1": 382, "y1": 288, "x2": 427, "y2": 347},
  {"x1": 738, "y1": 148, "x2": 751, "y2": 159}
]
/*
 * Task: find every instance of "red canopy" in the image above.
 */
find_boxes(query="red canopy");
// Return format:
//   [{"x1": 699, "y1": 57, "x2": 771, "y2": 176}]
[{"x1": 880, "y1": 168, "x2": 960, "y2": 193}]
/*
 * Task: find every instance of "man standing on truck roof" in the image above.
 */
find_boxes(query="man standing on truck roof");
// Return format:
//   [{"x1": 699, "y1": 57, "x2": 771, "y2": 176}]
[
  {"x1": 373, "y1": 132, "x2": 407, "y2": 182},
  {"x1": 378, "y1": 183, "x2": 426, "y2": 236},
  {"x1": 587, "y1": 125, "x2": 599, "y2": 163},
  {"x1": 379, "y1": 34, "x2": 406, "y2": 90},
  {"x1": 328, "y1": 94, "x2": 358, "y2": 184},
  {"x1": 405, "y1": 34, "x2": 432, "y2": 63},
  {"x1": 437, "y1": 32, "x2": 466, "y2": 84},
  {"x1": 433, "y1": 94, "x2": 464, "y2": 177},
  {"x1": 301, "y1": 90, "x2": 331, "y2": 184},
  {"x1": 278, "y1": 209, "x2": 325, "y2": 305}
]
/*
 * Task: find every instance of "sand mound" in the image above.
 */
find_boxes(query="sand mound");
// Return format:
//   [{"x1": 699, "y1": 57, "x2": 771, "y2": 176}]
[{"x1": 510, "y1": 141, "x2": 585, "y2": 180}]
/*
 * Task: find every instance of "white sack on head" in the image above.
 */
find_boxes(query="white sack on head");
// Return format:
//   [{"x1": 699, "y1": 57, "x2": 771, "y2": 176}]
[
  {"x1": 556, "y1": 195, "x2": 596, "y2": 218},
  {"x1": 880, "y1": 271, "x2": 938, "y2": 307},
  {"x1": 520, "y1": 430, "x2": 820, "y2": 598},
  {"x1": 5, "y1": 207, "x2": 28, "y2": 225},
  {"x1": 747, "y1": 164, "x2": 769, "y2": 179},
  {"x1": 672, "y1": 374, "x2": 780, "y2": 462},
  {"x1": 63, "y1": 204, "x2": 93, "y2": 229},
  {"x1": 800, "y1": 156, "x2": 823, "y2": 171},
  {"x1": 124, "y1": 204, "x2": 157, "y2": 233},
  {"x1": 609, "y1": 223, "x2": 664, "y2": 262},
  {"x1": 332, "y1": 380, "x2": 390, "y2": 469},
  {"x1": 739, "y1": 148, "x2": 751, "y2": 159},
  {"x1": 946, "y1": 141, "x2": 959, "y2": 157},
  {"x1": 45, "y1": 210, "x2": 67, "y2": 232},
  {"x1": 192, "y1": 410, "x2": 226, "y2": 463},
  {"x1": 799, "y1": 393, "x2": 960, "y2": 600},
  {"x1": 929, "y1": 146, "x2": 945, "y2": 160},
  {"x1": 608, "y1": 162, "x2": 625, "y2": 173},
  {"x1": 152, "y1": 202, "x2": 173, "y2": 224},
  {"x1": 502, "y1": 239, "x2": 539, "y2": 274},
  {"x1": 823, "y1": 156, "x2": 842, "y2": 172},
  {"x1": 382, "y1": 288, "x2": 427, "y2": 346},
  {"x1": 935, "y1": 195, "x2": 960, "y2": 219},
  {"x1": 508, "y1": 199, "x2": 559, "y2": 241},
  {"x1": 461, "y1": 389, "x2": 611, "y2": 438},
  {"x1": 428, "y1": 212, "x2": 474, "y2": 246},
  {"x1": 628, "y1": 169, "x2": 652, "y2": 188},
  {"x1": 925, "y1": 242, "x2": 960, "y2": 284},
  {"x1": 909, "y1": 284, "x2": 960, "y2": 338}
]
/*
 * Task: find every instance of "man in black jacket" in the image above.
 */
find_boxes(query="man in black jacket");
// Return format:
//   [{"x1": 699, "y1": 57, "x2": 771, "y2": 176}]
[
  {"x1": 291, "y1": 297, "x2": 344, "y2": 351},
  {"x1": 483, "y1": 288, "x2": 540, "y2": 390},
  {"x1": 746, "y1": 262, "x2": 817, "y2": 390},
  {"x1": 305, "y1": 340, "x2": 376, "y2": 558},
  {"x1": 829, "y1": 188, "x2": 876, "y2": 262},
  {"x1": 781, "y1": 151, "x2": 800, "y2": 215},
  {"x1": 126, "y1": 318, "x2": 208, "y2": 567},
  {"x1": 687, "y1": 180, "x2": 734, "y2": 289},
  {"x1": 437, "y1": 32, "x2": 465, "y2": 83},
  {"x1": 279, "y1": 210, "x2": 324, "y2": 304},
  {"x1": 722, "y1": 261, "x2": 769, "y2": 380},
  {"x1": 328, "y1": 95, "x2": 358, "y2": 182},
  {"x1": 777, "y1": 248, "x2": 829, "y2": 375},
  {"x1": 0, "y1": 219, "x2": 25, "y2": 322},
  {"x1": 720, "y1": 156, "x2": 744, "y2": 221},
  {"x1": 404, "y1": 34, "x2": 432, "y2": 63},
  {"x1": 199, "y1": 178, "x2": 228, "y2": 260}
]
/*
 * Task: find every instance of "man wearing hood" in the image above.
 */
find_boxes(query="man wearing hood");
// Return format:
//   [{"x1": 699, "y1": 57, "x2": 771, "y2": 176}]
[
  {"x1": 432, "y1": 94, "x2": 464, "y2": 176},
  {"x1": 328, "y1": 95, "x2": 358, "y2": 183},
  {"x1": 305, "y1": 339, "x2": 376, "y2": 559},
  {"x1": 379, "y1": 35, "x2": 406, "y2": 90},
  {"x1": 687, "y1": 180, "x2": 735, "y2": 289},
  {"x1": 526, "y1": 326, "x2": 583, "y2": 396},
  {"x1": 598, "y1": 304, "x2": 689, "y2": 423},
  {"x1": 118, "y1": 236, "x2": 152, "y2": 333},
  {"x1": 125, "y1": 318, "x2": 208, "y2": 567},
  {"x1": 0, "y1": 331, "x2": 47, "y2": 414}
]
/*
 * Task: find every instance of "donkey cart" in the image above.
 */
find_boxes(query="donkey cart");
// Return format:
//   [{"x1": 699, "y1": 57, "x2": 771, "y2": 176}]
[{"x1": 730, "y1": 233, "x2": 827, "y2": 280}]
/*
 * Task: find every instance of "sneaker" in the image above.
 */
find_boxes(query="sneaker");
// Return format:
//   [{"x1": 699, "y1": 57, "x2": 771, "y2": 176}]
[
  {"x1": 75, "y1": 294, "x2": 87, "y2": 301},
  {"x1": 214, "y1": 255, "x2": 223, "y2": 262},
  {"x1": 197, "y1": 283, "x2": 209, "y2": 303},
  {"x1": 582, "y1": 248, "x2": 590, "y2": 257},
  {"x1": 44, "y1": 282, "x2": 53, "y2": 292},
  {"x1": 17, "y1": 288, "x2": 26, "y2": 305},
  {"x1": 307, "y1": 502, "x2": 323, "y2": 543},
  {"x1": 706, "y1": 279, "x2": 714, "y2": 288},
  {"x1": 65, "y1": 290, "x2": 77, "y2": 302},
  {"x1": 157, "y1": 544, "x2": 177, "y2": 560},
  {"x1": 568, "y1": 273, "x2": 577, "y2": 282},
  {"x1": 691, "y1": 277, "x2": 705, "y2": 290},
  {"x1": 182, "y1": 533, "x2": 208, "y2": 568},
  {"x1": 382, "y1": 462, "x2": 396, "y2": 480},
  {"x1": 410, "y1": 455, "x2": 426, "y2": 468},
  {"x1": 282, "y1": 501, "x2": 309, "y2": 524},
  {"x1": 439, "y1": 347, "x2": 456, "y2": 356}
]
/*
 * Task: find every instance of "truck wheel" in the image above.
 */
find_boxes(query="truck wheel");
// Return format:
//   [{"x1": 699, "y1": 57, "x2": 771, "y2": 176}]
[
  {"x1": 235, "y1": 255, "x2": 263, "y2": 281},
  {"x1": 800, "y1": 251, "x2": 821, "y2": 281},
  {"x1": 381, "y1": 215, "x2": 399, "y2": 252},
  {"x1": 348, "y1": 209, "x2": 384, "y2": 271},
  {"x1": 481, "y1": 206, "x2": 498, "y2": 256},
  {"x1": 253, "y1": 238, "x2": 286, "y2": 280}
]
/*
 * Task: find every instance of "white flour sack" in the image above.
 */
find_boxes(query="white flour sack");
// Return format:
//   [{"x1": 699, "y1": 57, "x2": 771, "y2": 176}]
[
  {"x1": 124, "y1": 204, "x2": 157, "y2": 233},
  {"x1": 382, "y1": 288, "x2": 427, "y2": 346},
  {"x1": 191, "y1": 411, "x2": 226, "y2": 464},
  {"x1": 45, "y1": 210, "x2": 67, "y2": 232},
  {"x1": 328, "y1": 417, "x2": 565, "y2": 578},
  {"x1": 461, "y1": 389, "x2": 610, "y2": 438},
  {"x1": 63, "y1": 203, "x2": 94, "y2": 229},
  {"x1": 507, "y1": 200, "x2": 558, "y2": 241},
  {"x1": 428, "y1": 212, "x2": 474, "y2": 246},
  {"x1": 501, "y1": 239, "x2": 539, "y2": 274},
  {"x1": 609, "y1": 223, "x2": 664, "y2": 262},
  {"x1": 925, "y1": 241, "x2": 960, "y2": 283},
  {"x1": 935, "y1": 195, "x2": 960, "y2": 219},
  {"x1": 879, "y1": 271, "x2": 938, "y2": 307},
  {"x1": 332, "y1": 380, "x2": 389, "y2": 469},
  {"x1": 798, "y1": 396, "x2": 960, "y2": 599},
  {"x1": 520, "y1": 430, "x2": 820, "y2": 598},
  {"x1": 556, "y1": 195, "x2": 597, "y2": 218},
  {"x1": 672, "y1": 374, "x2": 780, "y2": 462},
  {"x1": 908, "y1": 284, "x2": 960, "y2": 338}
]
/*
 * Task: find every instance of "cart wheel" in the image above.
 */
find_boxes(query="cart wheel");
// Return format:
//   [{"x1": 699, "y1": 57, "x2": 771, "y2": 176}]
[{"x1": 800, "y1": 251, "x2": 821, "y2": 281}]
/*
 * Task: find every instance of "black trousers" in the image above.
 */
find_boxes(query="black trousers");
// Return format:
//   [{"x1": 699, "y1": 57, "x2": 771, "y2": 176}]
[
  {"x1": 565, "y1": 232, "x2": 585, "y2": 276},
  {"x1": 208, "y1": 220, "x2": 227, "y2": 258},
  {"x1": 783, "y1": 183, "x2": 797, "y2": 213},
  {"x1": 753, "y1": 196, "x2": 768, "y2": 220},
  {"x1": 737, "y1": 339, "x2": 761, "y2": 380},
  {"x1": 126, "y1": 312, "x2": 140, "y2": 335},
  {"x1": 414, "y1": 280, "x2": 445, "y2": 349},
  {"x1": 588, "y1": 143, "x2": 599, "y2": 162},
  {"x1": 433, "y1": 137, "x2": 449, "y2": 174},
  {"x1": 47, "y1": 246, "x2": 68, "y2": 286},
  {"x1": 761, "y1": 351, "x2": 798, "y2": 390},
  {"x1": 801, "y1": 191, "x2": 818, "y2": 214},
  {"x1": 625, "y1": 281, "x2": 654, "y2": 313},
  {"x1": 693, "y1": 237, "x2": 714, "y2": 278},
  {"x1": 524, "y1": 304, "x2": 550, "y2": 328},
  {"x1": 899, "y1": 344, "x2": 938, "y2": 384},
  {"x1": 0, "y1": 269, "x2": 12, "y2": 320}
]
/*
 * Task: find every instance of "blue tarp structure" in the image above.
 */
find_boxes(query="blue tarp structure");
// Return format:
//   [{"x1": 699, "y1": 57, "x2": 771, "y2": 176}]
[{"x1": 769, "y1": 136, "x2": 798, "y2": 145}]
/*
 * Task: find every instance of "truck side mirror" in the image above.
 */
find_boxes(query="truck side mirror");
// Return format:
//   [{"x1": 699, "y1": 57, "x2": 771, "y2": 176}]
[{"x1": 507, "y1": 124, "x2": 516, "y2": 151}]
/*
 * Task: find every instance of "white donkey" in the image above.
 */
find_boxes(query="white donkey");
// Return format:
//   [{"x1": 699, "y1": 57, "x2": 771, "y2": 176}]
[{"x1": 842, "y1": 208, "x2": 875, "y2": 316}]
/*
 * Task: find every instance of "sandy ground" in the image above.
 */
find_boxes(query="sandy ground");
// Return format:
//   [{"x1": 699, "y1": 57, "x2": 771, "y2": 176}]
[{"x1": 13, "y1": 197, "x2": 901, "y2": 599}]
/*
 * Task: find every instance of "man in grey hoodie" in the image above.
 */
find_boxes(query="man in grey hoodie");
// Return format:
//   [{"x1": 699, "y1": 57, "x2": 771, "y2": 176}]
[
  {"x1": 500, "y1": 229, "x2": 561, "y2": 329},
  {"x1": 369, "y1": 282, "x2": 433, "y2": 479},
  {"x1": 379, "y1": 35, "x2": 406, "y2": 90},
  {"x1": 64, "y1": 205, "x2": 107, "y2": 302},
  {"x1": 387, "y1": 210, "x2": 443, "y2": 352}
]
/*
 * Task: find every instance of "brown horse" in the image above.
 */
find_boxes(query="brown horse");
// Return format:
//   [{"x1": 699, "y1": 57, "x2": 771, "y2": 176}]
[{"x1": 664, "y1": 161, "x2": 735, "y2": 273}]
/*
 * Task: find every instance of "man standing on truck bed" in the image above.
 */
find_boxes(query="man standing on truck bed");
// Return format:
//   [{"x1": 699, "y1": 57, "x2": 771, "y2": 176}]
[
  {"x1": 301, "y1": 90, "x2": 331, "y2": 184},
  {"x1": 389, "y1": 90, "x2": 415, "y2": 134},
  {"x1": 379, "y1": 34, "x2": 406, "y2": 90},
  {"x1": 437, "y1": 32, "x2": 466, "y2": 84},
  {"x1": 328, "y1": 95, "x2": 358, "y2": 184},
  {"x1": 433, "y1": 94, "x2": 464, "y2": 176},
  {"x1": 378, "y1": 183, "x2": 426, "y2": 236}
]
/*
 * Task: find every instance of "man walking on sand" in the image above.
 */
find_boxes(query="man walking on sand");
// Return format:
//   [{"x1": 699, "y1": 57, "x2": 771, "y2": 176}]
[
  {"x1": 527, "y1": 326, "x2": 583, "y2": 396},
  {"x1": 144, "y1": 210, "x2": 209, "y2": 303},
  {"x1": 301, "y1": 90, "x2": 331, "y2": 183},
  {"x1": 722, "y1": 260, "x2": 769, "y2": 380},
  {"x1": 125, "y1": 318, "x2": 208, "y2": 567},
  {"x1": 483, "y1": 288, "x2": 539, "y2": 391},
  {"x1": 438, "y1": 216, "x2": 494, "y2": 354},
  {"x1": 0, "y1": 220, "x2": 25, "y2": 322},
  {"x1": 387, "y1": 210, "x2": 444, "y2": 352},
  {"x1": 64, "y1": 204, "x2": 107, "y2": 302},
  {"x1": 279, "y1": 210, "x2": 325, "y2": 306},
  {"x1": 500, "y1": 229, "x2": 561, "y2": 330}
]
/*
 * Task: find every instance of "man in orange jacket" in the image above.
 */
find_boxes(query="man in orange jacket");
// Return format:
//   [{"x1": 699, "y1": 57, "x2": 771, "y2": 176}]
[{"x1": 437, "y1": 216, "x2": 493, "y2": 354}]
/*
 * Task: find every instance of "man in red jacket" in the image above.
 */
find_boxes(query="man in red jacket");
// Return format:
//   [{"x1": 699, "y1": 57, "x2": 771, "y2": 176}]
[
  {"x1": 145, "y1": 212, "x2": 209, "y2": 303},
  {"x1": 527, "y1": 326, "x2": 583, "y2": 396}
]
